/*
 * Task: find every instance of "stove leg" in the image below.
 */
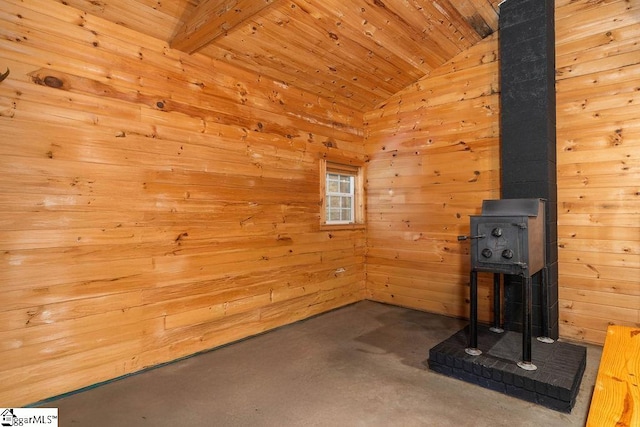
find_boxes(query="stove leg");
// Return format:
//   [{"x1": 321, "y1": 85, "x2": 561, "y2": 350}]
[
  {"x1": 465, "y1": 270, "x2": 482, "y2": 356},
  {"x1": 489, "y1": 273, "x2": 504, "y2": 334},
  {"x1": 537, "y1": 266, "x2": 554, "y2": 344},
  {"x1": 517, "y1": 275, "x2": 537, "y2": 371}
]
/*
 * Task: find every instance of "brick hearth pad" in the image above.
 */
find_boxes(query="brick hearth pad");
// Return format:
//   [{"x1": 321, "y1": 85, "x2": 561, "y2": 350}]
[{"x1": 428, "y1": 325, "x2": 587, "y2": 412}]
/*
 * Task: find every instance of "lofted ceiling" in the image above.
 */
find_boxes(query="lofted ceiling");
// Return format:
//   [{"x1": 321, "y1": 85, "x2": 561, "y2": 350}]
[{"x1": 59, "y1": 0, "x2": 501, "y2": 112}]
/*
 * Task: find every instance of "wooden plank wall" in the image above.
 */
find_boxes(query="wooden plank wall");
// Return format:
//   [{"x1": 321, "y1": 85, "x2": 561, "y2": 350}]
[
  {"x1": 0, "y1": 0, "x2": 366, "y2": 406},
  {"x1": 364, "y1": 0, "x2": 639, "y2": 345},
  {"x1": 363, "y1": 34, "x2": 502, "y2": 322},
  {"x1": 555, "y1": 0, "x2": 640, "y2": 344}
]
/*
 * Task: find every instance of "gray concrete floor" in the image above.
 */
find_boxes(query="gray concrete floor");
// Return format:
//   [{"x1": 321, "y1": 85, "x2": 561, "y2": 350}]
[{"x1": 40, "y1": 301, "x2": 601, "y2": 426}]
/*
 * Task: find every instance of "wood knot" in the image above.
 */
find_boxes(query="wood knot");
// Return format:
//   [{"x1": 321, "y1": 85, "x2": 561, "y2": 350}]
[
  {"x1": 0, "y1": 68, "x2": 9, "y2": 83},
  {"x1": 44, "y1": 76, "x2": 64, "y2": 88},
  {"x1": 33, "y1": 74, "x2": 65, "y2": 89},
  {"x1": 322, "y1": 140, "x2": 335, "y2": 148},
  {"x1": 174, "y1": 232, "x2": 188, "y2": 243}
]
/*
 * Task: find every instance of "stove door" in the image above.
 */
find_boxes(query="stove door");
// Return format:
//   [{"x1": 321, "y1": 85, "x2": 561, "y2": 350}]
[{"x1": 473, "y1": 218, "x2": 525, "y2": 274}]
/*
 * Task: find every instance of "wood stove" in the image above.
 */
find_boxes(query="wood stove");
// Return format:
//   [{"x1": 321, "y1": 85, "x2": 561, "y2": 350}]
[{"x1": 459, "y1": 198, "x2": 553, "y2": 370}]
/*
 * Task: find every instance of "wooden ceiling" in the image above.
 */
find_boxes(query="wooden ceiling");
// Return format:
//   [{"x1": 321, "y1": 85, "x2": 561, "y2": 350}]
[{"x1": 59, "y1": 0, "x2": 501, "y2": 112}]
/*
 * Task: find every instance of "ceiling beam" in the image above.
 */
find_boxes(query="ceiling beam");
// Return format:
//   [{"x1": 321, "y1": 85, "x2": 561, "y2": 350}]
[{"x1": 171, "y1": 0, "x2": 281, "y2": 54}]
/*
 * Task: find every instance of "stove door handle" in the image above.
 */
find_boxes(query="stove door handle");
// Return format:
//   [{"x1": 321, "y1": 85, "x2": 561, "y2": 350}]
[{"x1": 457, "y1": 234, "x2": 486, "y2": 241}]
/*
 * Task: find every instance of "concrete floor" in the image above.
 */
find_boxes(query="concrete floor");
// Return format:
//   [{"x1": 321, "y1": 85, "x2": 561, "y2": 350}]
[{"x1": 40, "y1": 301, "x2": 602, "y2": 426}]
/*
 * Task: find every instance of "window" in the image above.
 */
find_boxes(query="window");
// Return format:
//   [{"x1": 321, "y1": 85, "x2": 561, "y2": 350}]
[
  {"x1": 320, "y1": 159, "x2": 364, "y2": 228},
  {"x1": 326, "y1": 172, "x2": 354, "y2": 223}
]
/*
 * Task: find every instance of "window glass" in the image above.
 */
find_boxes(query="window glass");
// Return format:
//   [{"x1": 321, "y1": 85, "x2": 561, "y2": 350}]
[{"x1": 325, "y1": 172, "x2": 354, "y2": 224}]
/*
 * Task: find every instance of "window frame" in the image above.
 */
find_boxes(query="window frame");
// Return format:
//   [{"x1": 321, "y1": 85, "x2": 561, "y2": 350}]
[{"x1": 319, "y1": 158, "x2": 365, "y2": 230}]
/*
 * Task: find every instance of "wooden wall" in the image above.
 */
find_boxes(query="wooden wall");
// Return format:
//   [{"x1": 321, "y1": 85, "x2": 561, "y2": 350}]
[
  {"x1": 364, "y1": 33, "x2": 501, "y2": 322},
  {"x1": 364, "y1": 0, "x2": 639, "y2": 345},
  {"x1": 0, "y1": 0, "x2": 366, "y2": 406},
  {"x1": 0, "y1": 0, "x2": 637, "y2": 409},
  {"x1": 555, "y1": 0, "x2": 639, "y2": 344}
]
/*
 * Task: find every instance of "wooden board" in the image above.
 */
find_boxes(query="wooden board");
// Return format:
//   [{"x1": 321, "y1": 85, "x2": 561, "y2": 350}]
[
  {"x1": 0, "y1": 0, "x2": 366, "y2": 407},
  {"x1": 0, "y1": 0, "x2": 638, "y2": 408},
  {"x1": 587, "y1": 325, "x2": 640, "y2": 427},
  {"x1": 364, "y1": 0, "x2": 640, "y2": 349},
  {"x1": 555, "y1": 0, "x2": 640, "y2": 348}
]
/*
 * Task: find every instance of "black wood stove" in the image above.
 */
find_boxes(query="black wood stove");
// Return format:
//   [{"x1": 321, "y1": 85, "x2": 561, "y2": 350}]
[{"x1": 459, "y1": 198, "x2": 553, "y2": 371}]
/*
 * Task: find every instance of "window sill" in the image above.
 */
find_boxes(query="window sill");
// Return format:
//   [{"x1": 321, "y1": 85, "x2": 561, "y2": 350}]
[{"x1": 320, "y1": 223, "x2": 366, "y2": 231}]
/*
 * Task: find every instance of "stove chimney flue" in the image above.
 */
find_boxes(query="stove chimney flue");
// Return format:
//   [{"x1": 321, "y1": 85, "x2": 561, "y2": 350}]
[{"x1": 498, "y1": 0, "x2": 558, "y2": 340}]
